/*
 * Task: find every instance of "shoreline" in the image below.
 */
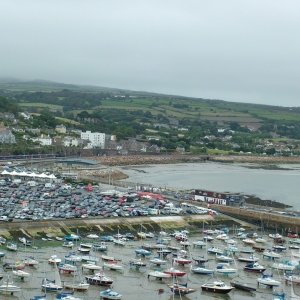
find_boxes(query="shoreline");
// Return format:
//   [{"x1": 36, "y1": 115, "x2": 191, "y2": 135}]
[{"x1": 91, "y1": 154, "x2": 300, "y2": 166}]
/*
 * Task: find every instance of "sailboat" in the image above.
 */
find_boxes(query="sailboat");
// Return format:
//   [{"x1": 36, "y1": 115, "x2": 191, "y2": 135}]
[
  {"x1": 41, "y1": 261, "x2": 63, "y2": 292},
  {"x1": 63, "y1": 266, "x2": 90, "y2": 292},
  {"x1": 0, "y1": 276, "x2": 21, "y2": 295}
]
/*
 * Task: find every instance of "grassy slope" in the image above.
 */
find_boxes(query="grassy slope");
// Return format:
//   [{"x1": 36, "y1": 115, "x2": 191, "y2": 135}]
[{"x1": 1, "y1": 80, "x2": 300, "y2": 124}]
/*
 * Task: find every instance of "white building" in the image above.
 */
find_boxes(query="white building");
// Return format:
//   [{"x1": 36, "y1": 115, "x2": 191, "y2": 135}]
[
  {"x1": 32, "y1": 135, "x2": 52, "y2": 146},
  {"x1": 80, "y1": 131, "x2": 106, "y2": 148}
]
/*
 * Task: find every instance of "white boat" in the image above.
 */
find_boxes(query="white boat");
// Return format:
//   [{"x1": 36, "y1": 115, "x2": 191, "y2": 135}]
[
  {"x1": 12, "y1": 270, "x2": 30, "y2": 279},
  {"x1": 272, "y1": 262, "x2": 296, "y2": 271},
  {"x1": 7, "y1": 242, "x2": 18, "y2": 251},
  {"x1": 191, "y1": 266, "x2": 214, "y2": 275},
  {"x1": 201, "y1": 281, "x2": 234, "y2": 294},
  {"x1": 103, "y1": 262, "x2": 123, "y2": 271},
  {"x1": 269, "y1": 233, "x2": 282, "y2": 239},
  {"x1": 41, "y1": 278, "x2": 63, "y2": 292},
  {"x1": 58, "y1": 263, "x2": 78, "y2": 274},
  {"x1": 284, "y1": 274, "x2": 300, "y2": 284},
  {"x1": 242, "y1": 238, "x2": 256, "y2": 245},
  {"x1": 207, "y1": 247, "x2": 223, "y2": 255},
  {"x1": 80, "y1": 243, "x2": 93, "y2": 249},
  {"x1": 24, "y1": 257, "x2": 39, "y2": 267},
  {"x1": 193, "y1": 240, "x2": 206, "y2": 247},
  {"x1": 65, "y1": 254, "x2": 82, "y2": 264},
  {"x1": 100, "y1": 289, "x2": 122, "y2": 300},
  {"x1": 257, "y1": 274, "x2": 280, "y2": 287},
  {"x1": 215, "y1": 263, "x2": 237, "y2": 275},
  {"x1": 262, "y1": 250, "x2": 281, "y2": 259},
  {"x1": 216, "y1": 254, "x2": 234, "y2": 263},
  {"x1": 64, "y1": 281, "x2": 90, "y2": 291},
  {"x1": 238, "y1": 255, "x2": 259, "y2": 263},
  {"x1": 82, "y1": 263, "x2": 102, "y2": 271},
  {"x1": 87, "y1": 234, "x2": 99, "y2": 239},
  {"x1": 77, "y1": 247, "x2": 90, "y2": 254},
  {"x1": 129, "y1": 258, "x2": 147, "y2": 268},
  {"x1": 85, "y1": 272, "x2": 113, "y2": 286},
  {"x1": 149, "y1": 258, "x2": 167, "y2": 266},
  {"x1": 0, "y1": 282, "x2": 21, "y2": 294},
  {"x1": 147, "y1": 271, "x2": 172, "y2": 279},
  {"x1": 113, "y1": 238, "x2": 126, "y2": 246},
  {"x1": 48, "y1": 255, "x2": 62, "y2": 265},
  {"x1": 255, "y1": 237, "x2": 266, "y2": 243},
  {"x1": 63, "y1": 241, "x2": 74, "y2": 248},
  {"x1": 92, "y1": 243, "x2": 108, "y2": 252},
  {"x1": 203, "y1": 236, "x2": 214, "y2": 242},
  {"x1": 244, "y1": 262, "x2": 266, "y2": 273}
]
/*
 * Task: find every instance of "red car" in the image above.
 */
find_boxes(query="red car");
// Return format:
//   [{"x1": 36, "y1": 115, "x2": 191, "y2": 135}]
[{"x1": 288, "y1": 233, "x2": 299, "y2": 238}]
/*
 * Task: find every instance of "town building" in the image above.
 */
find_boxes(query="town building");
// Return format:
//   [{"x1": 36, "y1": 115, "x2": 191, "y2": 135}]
[
  {"x1": 80, "y1": 131, "x2": 106, "y2": 148},
  {"x1": 194, "y1": 189, "x2": 244, "y2": 206},
  {"x1": 0, "y1": 129, "x2": 16, "y2": 144}
]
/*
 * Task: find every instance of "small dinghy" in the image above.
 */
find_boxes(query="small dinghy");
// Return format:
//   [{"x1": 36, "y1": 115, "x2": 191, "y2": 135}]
[
  {"x1": 100, "y1": 289, "x2": 122, "y2": 300},
  {"x1": 168, "y1": 283, "x2": 196, "y2": 295}
]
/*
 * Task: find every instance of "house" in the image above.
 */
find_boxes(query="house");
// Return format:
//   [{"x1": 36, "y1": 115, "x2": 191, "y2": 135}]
[
  {"x1": 0, "y1": 129, "x2": 16, "y2": 144},
  {"x1": 31, "y1": 135, "x2": 52, "y2": 146},
  {"x1": 81, "y1": 131, "x2": 106, "y2": 148},
  {"x1": 55, "y1": 124, "x2": 67, "y2": 134}
]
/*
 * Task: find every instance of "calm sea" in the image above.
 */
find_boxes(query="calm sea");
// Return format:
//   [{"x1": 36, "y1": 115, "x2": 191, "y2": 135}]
[{"x1": 121, "y1": 162, "x2": 300, "y2": 210}]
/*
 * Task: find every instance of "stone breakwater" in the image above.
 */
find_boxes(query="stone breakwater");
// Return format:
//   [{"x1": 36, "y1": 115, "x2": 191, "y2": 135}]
[
  {"x1": 85, "y1": 154, "x2": 300, "y2": 167},
  {"x1": 210, "y1": 155, "x2": 300, "y2": 164},
  {"x1": 93, "y1": 154, "x2": 209, "y2": 166}
]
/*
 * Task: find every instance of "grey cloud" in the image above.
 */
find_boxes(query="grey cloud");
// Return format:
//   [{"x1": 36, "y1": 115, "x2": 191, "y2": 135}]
[{"x1": 0, "y1": 0, "x2": 299, "y2": 106}]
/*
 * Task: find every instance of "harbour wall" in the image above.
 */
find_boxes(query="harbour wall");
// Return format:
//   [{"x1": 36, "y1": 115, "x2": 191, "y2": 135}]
[
  {"x1": 0, "y1": 215, "x2": 240, "y2": 240},
  {"x1": 212, "y1": 205, "x2": 300, "y2": 233}
]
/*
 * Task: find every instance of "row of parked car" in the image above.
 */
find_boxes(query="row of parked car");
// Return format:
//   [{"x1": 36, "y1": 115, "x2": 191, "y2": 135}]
[{"x1": 0, "y1": 177, "x2": 203, "y2": 222}]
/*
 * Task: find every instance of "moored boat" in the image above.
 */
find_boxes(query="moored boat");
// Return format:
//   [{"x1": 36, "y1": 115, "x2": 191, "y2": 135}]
[
  {"x1": 168, "y1": 283, "x2": 196, "y2": 295},
  {"x1": 85, "y1": 272, "x2": 113, "y2": 286},
  {"x1": 244, "y1": 262, "x2": 266, "y2": 273},
  {"x1": 64, "y1": 281, "x2": 90, "y2": 291},
  {"x1": 201, "y1": 281, "x2": 234, "y2": 294},
  {"x1": 230, "y1": 281, "x2": 256, "y2": 292},
  {"x1": 0, "y1": 282, "x2": 21, "y2": 294},
  {"x1": 148, "y1": 271, "x2": 172, "y2": 280},
  {"x1": 58, "y1": 263, "x2": 78, "y2": 274},
  {"x1": 191, "y1": 266, "x2": 214, "y2": 275},
  {"x1": 163, "y1": 268, "x2": 186, "y2": 277},
  {"x1": 100, "y1": 289, "x2": 122, "y2": 300},
  {"x1": 257, "y1": 274, "x2": 281, "y2": 287},
  {"x1": 41, "y1": 278, "x2": 63, "y2": 292}
]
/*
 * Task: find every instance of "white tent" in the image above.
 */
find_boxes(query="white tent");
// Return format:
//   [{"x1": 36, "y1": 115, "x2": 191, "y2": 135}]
[{"x1": 1, "y1": 170, "x2": 10, "y2": 175}]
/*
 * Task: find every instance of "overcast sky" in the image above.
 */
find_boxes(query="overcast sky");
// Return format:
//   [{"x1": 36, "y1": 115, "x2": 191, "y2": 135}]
[{"x1": 0, "y1": 0, "x2": 299, "y2": 106}]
